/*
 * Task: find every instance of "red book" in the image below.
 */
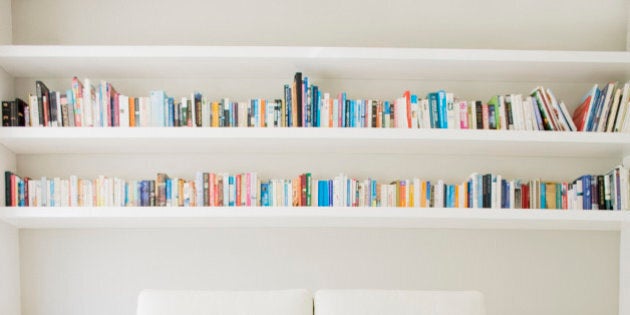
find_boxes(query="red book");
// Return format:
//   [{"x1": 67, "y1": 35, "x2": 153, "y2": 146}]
[
  {"x1": 572, "y1": 85, "x2": 598, "y2": 131},
  {"x1": 521, "y1": 184, "x2": 529, "y2": 209},
  {"x1": 403, "y1": 91, "x2": 412, "y2": 128},
  {"x1": 235, "y1": 174, "x2": 241, "y2": 207}
]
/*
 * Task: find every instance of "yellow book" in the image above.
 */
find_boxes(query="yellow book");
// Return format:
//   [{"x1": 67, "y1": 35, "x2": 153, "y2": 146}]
[
  {"x1": 409, "y1": 183, "x2": 414, "y2": 208},
  {"x1": 455, "y1": 185, "x2": 459, "y2": 208},
  {"x1": 211, "y1": 102, "x2": 219, "y2": 127},
  {"x1": 420, "y1": 181, "x2": 427, "y2": 207}
]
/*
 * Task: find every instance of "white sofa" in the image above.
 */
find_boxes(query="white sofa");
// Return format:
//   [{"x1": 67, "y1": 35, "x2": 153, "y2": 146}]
[
  {"x1": 136, "y1": 289, "x2": 312, "y2": 315},
  {"x1": 137, "y1": 289, "x2": 485, "y2": 315}
]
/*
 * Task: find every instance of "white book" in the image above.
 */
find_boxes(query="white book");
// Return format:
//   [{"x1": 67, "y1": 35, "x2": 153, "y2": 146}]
[
  {"x1": 616, "y1": 82, "x2": 630, "y2": 131},
  {"x1": 596, "y1": 83, "x2": 615, "y2": 132},
  {"x1": 140, "y1": 97, "x2": 151, "y2": 127},
  {"x1": 435, "y1": 180, "x2": 444, "y2": 208},
  {"x1": 54, "y1": 91, "x2": 62, "y2": 128},
  {"x1": 509, "y1": 180, "x2": 515, "y2": 209},
  {"x1": 395, "y1": 97, "x2": 408, "y2": 128},
  {"x1": 29, "y1": 94, "x2": 39, "y2": 127},
  {"x1": 195, "y1": 172, "x2": 204, "y2": 208},
  {"x1": 83, "y1": 79, "x2": 94, "y2": 127},
  {"x1": 118, "y1": 95, "x2": 130, "y2": 127},
  {"x1": 517, "y1": 94, "x2": 526, "y2": 130},
  {"x1": 69, "y1": 175, "x2": 78, "y2": 207},
  {"x1": 606, "y1": 87, "x2": 622, "y2": 132},
  {"x1": 446, "y1": 93, "x2": 457, "y2": 129},
  {"x1": 559, "y1": 102, "x2": 578, "y2": 132},
  {"x1": 522, "y1": 97, "x2": 535, "y2": 131},
  {"x1": 413, "y1": 178, "x2": 421, "y2": 207},
  {"x1": 202, "y1": 98, "x2": 211, "y2": 127},
  {"x1": 332, "y1": 99, "x2": 339, "y2": 128},
  {"x1": 468, "y1": 101, "x2": 476, "y2": 130},
  {"x1": 411, "y1": 97, "x2": 419, "y2": 129}
]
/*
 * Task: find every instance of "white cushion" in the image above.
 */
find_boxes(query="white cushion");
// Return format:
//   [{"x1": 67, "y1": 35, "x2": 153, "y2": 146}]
[
  {"x1": 137, "y1": 289, "x2": 312, "y2": 315},
  {"x1": 315, "y1": 290, "x2": 485, "y2": 315}
]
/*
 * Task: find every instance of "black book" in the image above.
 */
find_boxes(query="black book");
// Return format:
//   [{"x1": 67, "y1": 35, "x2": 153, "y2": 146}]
[
  {"x1": 482, "y1": 174, "x2": 492, "y2": 208},
  {"x1": 49, "y1": 91, "x2": 58, "y2": 126},
  {"x1": 2, "y1": 101, "x2": 12, "y2": 126},
  {"x1": 597, "y1": 175, "x2": 605, "y2": 210},
  {"x1": 283, "y1": 84, "x2": 291, "y2": 127},
  {"x1": 371, "y1": 100, "x2": 377, "y2": 128},
  {"x1": 16, "y1": 98, "x2": 28, "y2": 127},
  {"x1": 194, "y1": 93, "x2": 202, "y2": 127},
  {"x1": 475, "y1": 101, "x2": 484, "y2": 129},
  {"x1": 9, "y1": 100, "x2": 18, "y2": 126},
  {"x1": 5, "y1": 171, "x2": 12, "y2": 206},
  {"x1": 504, "y1": 95, "x2": 514, "y2": 129},
  {"x1": 294, "y1": 72, "x2": 302, "y2": 127},
  {"x1": 35, "y1": 80, "x2": 50, "y2": 126}
]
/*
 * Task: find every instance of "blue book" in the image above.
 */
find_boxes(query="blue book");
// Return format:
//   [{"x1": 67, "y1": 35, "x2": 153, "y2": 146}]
[
  {"x1": 149, "y1": 91, "x2": 166, "y2": 127},
  {"x1": 467, "y1": 178, "x2": 473, "y2": 208},
  {"x1": 437, "y1": 90, "x2": 447, "y2": 129},
  {"x1": 502, "y1": 180, "x2": 508, "y2": 208},
  {"x1": 585, "y1": 88, "x2": 602, "y2": 132},
  {"x1": 540, "y1": 182, "x2": 546, "y2": 209},
  {"x1": 140, "y1": 181, "x2": 149, "y2": 207},
  {"x1": 228, "y1": 176, "x2": 235, "y2": 207},
  {"x1": 428, "y1": 92, "x2": 439, "y2": 128},
  {"x1": 261, "y1": 182, "x2": 269, "y2": 207},
  {"x1": 167, "y1": 97, "x2": 174, "y2": 127},
  {"x1": 165, "y1": 178, "x2": 171, "y2": 206},
  {"x1": 284, "y1": 84, "x2": 292, "y2": 127},
  {"x1": 302, "y1": 77, "x2": 308, "y2": 127},
  {"x1": 446, "y1": 185, "x2": 452, "y2": 208},
  {"x1": 371, "y1": 180, "x2": 377, "y2": 207},
  {"x1": 582, "y1": 175, "x2": 592, "y2": 210},
  {"x1": 339, "y1": 92, "x2": 348, "y2": 127},
  {"x1": 426, "y1": 181, "x2": 432, "y2": 207}
]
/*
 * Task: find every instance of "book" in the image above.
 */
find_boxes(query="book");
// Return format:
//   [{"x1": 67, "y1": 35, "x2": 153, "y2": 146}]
[{"x1": 572, "y1": 84, "x2": 598, "y2": 131}]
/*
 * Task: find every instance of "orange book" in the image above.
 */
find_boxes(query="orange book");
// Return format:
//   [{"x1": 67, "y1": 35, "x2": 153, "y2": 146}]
[
  {"x1": 420, "y1": 181, "x2": 427, "y2": 207},
  {"x1": 128, "y1": 97, "x2": 135, "y2": 127},
  {"x1": 235, "y1": 174, "x2": 242, "y2": 207},
  {"x1": 211, "y1": 102, "x2": 219, "y2": 127},
  {"x1": 261, "y1": 99, "x2": 266, "y2": 127},
  {"x1": 409, "y1": 183, "x2": 414, "y2": 208}
]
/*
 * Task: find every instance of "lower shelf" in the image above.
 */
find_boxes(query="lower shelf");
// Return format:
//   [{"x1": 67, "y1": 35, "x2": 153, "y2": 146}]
[{"x1": 0, "y1": 206, "x2": 627, "y2": 230}]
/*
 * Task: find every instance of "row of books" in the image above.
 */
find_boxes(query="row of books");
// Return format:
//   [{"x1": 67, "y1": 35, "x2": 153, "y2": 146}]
[
  {"x1": 1, "y1": 75, "x2": 630, "y2": 131},
  {"x1": 5, "y1": 168, "x2": 629, "y2": 210},
  {"x1": 573, "y1": 82, "x2": 630, "y2": 132}
]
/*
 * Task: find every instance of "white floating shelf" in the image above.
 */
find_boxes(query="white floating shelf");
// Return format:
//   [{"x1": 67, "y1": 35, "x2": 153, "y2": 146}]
[
  {"x1": 0, "y1": 206, "x2": 626, "y2": 230},
  {"x1": 0, "y1": 45, "x2": 629, "y2": 82},
  {"x1": 0, "y1": 127, "x2": 629, "y2": 157}
]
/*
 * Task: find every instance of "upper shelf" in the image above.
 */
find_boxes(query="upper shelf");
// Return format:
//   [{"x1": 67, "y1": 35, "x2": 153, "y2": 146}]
[
  {"x1": 1, "y1": 127, "x2": 630, "y2": 157},
  {"x1": 0, "y1": 206, "x2": 627, "y2": 230},
  {"x1": 0, "y1": 45, "x2": 629, "y2": 82}
]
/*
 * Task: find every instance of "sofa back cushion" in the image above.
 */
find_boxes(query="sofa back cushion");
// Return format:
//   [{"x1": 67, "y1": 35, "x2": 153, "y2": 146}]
[
  {"x1": 137, "y1": 289, "x2": 312, "y2": 315},
  {"x1": 315, "y1": 290, "x2": 485, "y2": 315}
]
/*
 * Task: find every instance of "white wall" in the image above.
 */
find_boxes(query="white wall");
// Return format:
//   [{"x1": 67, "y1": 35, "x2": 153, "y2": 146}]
[
  {"x1": 11, "y1": 0, "x2": 629, "y2": 51},
  {"x1": 19, "y1": 228, "x2": 618, "y2": 315},
  {"x1": 0, "y1": 1, "x2": 20, "y2": 314},
  {"x1": 0, "y1": 220, "x2": 20, "y2": 315}
]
